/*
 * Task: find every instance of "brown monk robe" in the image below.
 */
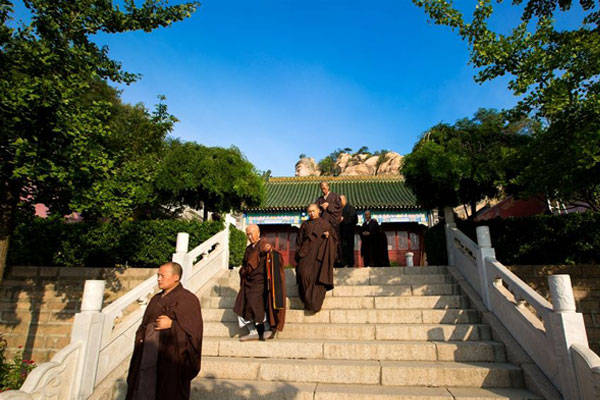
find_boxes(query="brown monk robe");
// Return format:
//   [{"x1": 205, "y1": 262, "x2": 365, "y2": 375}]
[
  {"x1": 266, "y1": 248, "x2": 287, "y2": 332},
  {"x1": 233, "y1": 225, "x2": 273, "y2": 340},
  {"x1": 126, "y1": 262, "x2": 203, "y2": 400},
  {"x1": 295, "y1": 204, "x2": 337, "y2": 312}
]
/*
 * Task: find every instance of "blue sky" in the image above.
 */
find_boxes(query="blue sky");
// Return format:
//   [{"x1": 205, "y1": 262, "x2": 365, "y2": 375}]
[{"x1": 9, "y1": 1, "x2": 584, "y2": 176}]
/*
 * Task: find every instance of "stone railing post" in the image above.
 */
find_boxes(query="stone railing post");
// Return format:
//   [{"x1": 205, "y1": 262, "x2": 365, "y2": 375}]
[
  {"x1": 475, "y1": 226, "x2": 495, "y2": 310},
  {"x1": 547, "y1": 274, "x2": 588, "y2": 400},
  {"x1": 223, "y1": 216, "x2": 233, "y2": 270},
  {"x1": 172, "y1": 232, "x2": 191, "y2": 287},
  {"x1": 443, "y1": 207, "x2": 456, "y2": 267},
  {"x1": 71, "y1": 280, "x2": 106, "y2": 399},
  {"x1": 405, "y1": 252, "x2": 414, "y2": 267}
]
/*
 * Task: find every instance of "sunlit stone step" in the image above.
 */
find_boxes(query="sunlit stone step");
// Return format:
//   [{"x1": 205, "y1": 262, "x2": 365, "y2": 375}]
[
  {"x1": 198, "y1": 357, "x2": 521, "y2": 387},
  {"x1": 202, "y1": 337, "x2": 505, "y2": 362},
  {"x1": 203, "y1": 322, "x2": 491, "y2": 341},
  {"x1": 381, "y1": 361, "x2": 523, "y2": 388},
  {"x1": 202, "y1": 308, "x2": 480, "y2": 325},
  {"x1": 190, "y1": 380, "x2": 541, "y2": 400},
  {"x1": 200, "y1": 295, "x2": 469, "y2": 310}
]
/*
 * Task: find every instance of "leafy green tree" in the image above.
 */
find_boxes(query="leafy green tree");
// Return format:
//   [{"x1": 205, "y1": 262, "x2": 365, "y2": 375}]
[
  {"x1": 402, "y1": 109, "x2": 531, "y2": 216},
  {"x1": 155, "y1": 141, "x2": 265, "y2": 220},
  {"x1": 0, "y1": 0, "x2": 199, "y2": 278},
  {"x1": 412, "y1": 0, "x2": 600, "y2": 210}
]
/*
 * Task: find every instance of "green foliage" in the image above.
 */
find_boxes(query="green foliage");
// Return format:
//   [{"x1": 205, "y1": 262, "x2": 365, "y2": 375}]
[
  {"x1": 0, "y1": 0, "x2": 199, "y2": 275},
  {"x1": 229, "y1": 225, "x2": 247, "y2": 268},
  {"x1": 0, "y1": 336, "x2": 36, "y2": 392},
  {"x1": 412, "y1": 0, "x2": 600, "y2": 211},
  {"x1": 402, "y1": 109, "x2": 531, "y2": 214},
  {"x1": 317, "y1": 156, "x2": 338, "y2": 176},
  {"x1": 155, "y1": 141, "x2": 265, "y2": 214},
  {"x1": 8, "y1": 218, "x2": 223, "y2": 268},
  {"x1": 425, "y1": 213, "x2": 600, "y2": 265}
]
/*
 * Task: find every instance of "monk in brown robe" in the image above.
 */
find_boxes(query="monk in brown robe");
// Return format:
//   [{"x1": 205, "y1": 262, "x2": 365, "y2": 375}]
[
  {"x1": 316, "y1": 181, "x2": 343, "y2": 264},
  {"x1": 126, "y1": 262, "x2": 203, "y2": 400},
  {"x1": 233, "y1": 224, "x2": 281, "y2": 341},
  {"x1": 295, "y1": 204, "x2": 337, "y2": 313}
]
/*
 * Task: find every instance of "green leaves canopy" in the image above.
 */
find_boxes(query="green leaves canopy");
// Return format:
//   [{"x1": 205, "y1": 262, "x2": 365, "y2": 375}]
[
  {"x1": 155, "y1": 141, "x2": 265, "y2": 215},
  {"x1": 401, "y1": 109, "x2": 531, "y2": 212},
  {"x1": 412, "y1": 0, "x2": 600, "y2": 211}
]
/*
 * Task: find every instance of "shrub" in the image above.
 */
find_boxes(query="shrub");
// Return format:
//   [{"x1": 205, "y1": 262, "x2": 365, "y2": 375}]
[
  {"x1": 424, "y1": 212, "x2": 600, "y2": 265},
  {"x1": 8, "y1": 218, "x2": 223, "y2": 268},
  {"x1": 0, "y1": 338, "x2": 36, "y2": 392},
  {"x1": 229, "y1": 225, "x2": 247, "y2": 268}
]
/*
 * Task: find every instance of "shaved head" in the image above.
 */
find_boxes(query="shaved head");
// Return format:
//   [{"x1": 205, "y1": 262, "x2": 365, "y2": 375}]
[
  {"x1": 161, "y1": 262, "x2": 182, "y2": 279},
  {"x1": 245, "y1": 224, "x2": 261, "y2": 244},
  {"x1": 307, "y1": 203, "x2": 321, "y2": 220},
  {"x1": 340, "y1": 195, "x2": 347, "y2": 207}
]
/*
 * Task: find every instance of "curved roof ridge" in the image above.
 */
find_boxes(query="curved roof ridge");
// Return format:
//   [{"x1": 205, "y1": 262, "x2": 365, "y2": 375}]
[{"x1": 269, "y1": 175, "x2": 404, "y2": 183}]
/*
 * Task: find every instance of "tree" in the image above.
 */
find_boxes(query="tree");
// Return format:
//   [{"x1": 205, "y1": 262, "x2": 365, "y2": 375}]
[
  {"x1": 0, "y1": 0, "x2": 199, "y2": 278},
  {"x1": 401, "y1": 109, "x2": 531, "y2": 216},
  {"x1": 155, "y1": 141, "x2": 265, "y2": 220},
  {"x1": 412, "y1": 0, "x2": 600, "y2": 210}
]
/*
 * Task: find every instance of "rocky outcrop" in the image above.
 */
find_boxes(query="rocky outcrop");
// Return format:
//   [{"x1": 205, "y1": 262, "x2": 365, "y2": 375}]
[
  {"x1": 295, "y1": 152, "x2": 403, "y2": 177},
  {"x1": 295, "y1": 157, "x2": 321, "y2": 177}
]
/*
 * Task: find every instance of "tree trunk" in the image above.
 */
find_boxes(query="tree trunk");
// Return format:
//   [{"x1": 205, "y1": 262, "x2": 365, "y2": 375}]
[
  {"x1": 203, "y1": 207, "x2": 209, "y2": 222},
  {"x1": 470, "y1": 201, "x2": 477, "y2": 220},
  {"x1": 0, "y1": 185, "x2": 18, "y2": 282}
]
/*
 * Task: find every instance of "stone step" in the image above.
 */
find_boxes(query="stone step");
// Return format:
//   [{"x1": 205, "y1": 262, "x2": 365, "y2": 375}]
[
  {"x1": 198, "y1": 357, "x2": 522, "y2": 387},
  {"x1": 203, "y1": 337, "x2": 505, "y2": 362},
  {"x1": 222, "y1": 267, "x2": 452, "y2": 286},
  {"x1": 201, "y1": 295, "x2": 469, "y2": 310},
  {"x1": 204, "y1": 322, "x2": 491, "y2": 341},
  {"x1": 190, "y1": 379, "x2": 542, "y2": 400},
  {"x1": 211, "y1": 282, "x2": 460, "y2": 297},
  {"x1": 202, "y1": 308, "x2": 481, "y2": 324}
]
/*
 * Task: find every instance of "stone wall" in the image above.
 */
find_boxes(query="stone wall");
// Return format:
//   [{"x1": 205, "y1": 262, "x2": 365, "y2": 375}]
[
  {"x1": 0, "y1": 266, "x2": 156, "y2": 363},
  {"x1": 508, "y1": 264, "x2": 600, "y2": 354}
]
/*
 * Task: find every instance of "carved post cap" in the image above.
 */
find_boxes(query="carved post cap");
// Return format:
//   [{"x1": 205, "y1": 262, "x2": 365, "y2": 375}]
[
  {"x1": 443, "y1": 207, "x2": 455, "y2": 224},
  {"x1": 406, "y1": 252, "x2": 414, "y2": 267},
  {"x1": 548, "y1": 274, "x2": 577, "y2": 312},
  {"x1": 176, "y1": 232, "x2": 190, "y2": 253},
  {"x1": 476, "y1": 226, "x2": 492, "y2": 248},
  {"x1": 81, "y1": 280, "x2": 105, "y2": 312}
]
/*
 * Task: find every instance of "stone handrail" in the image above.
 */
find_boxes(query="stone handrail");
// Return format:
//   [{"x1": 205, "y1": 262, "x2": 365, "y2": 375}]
[
  {"x1": 0, "y1": 217, "x2": 236, "y2": 400},
  {"x1": 572, "y1": 344, "x2": 600, "y2": 400},
  {"x1": 444, "y1": 207, "x2": 597, "y2": 400},
  {"x1": 0, "y1": 343, "x2": 82, "y2": 399}
]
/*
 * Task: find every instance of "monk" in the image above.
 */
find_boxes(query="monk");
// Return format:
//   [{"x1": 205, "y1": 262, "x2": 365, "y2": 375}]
[
  {"x1": 339, "y1": 195, "x2": 358, "y2": 268},
  {"x1": 315, "y1": 181, "x2": 343, "y2": 236},
  {"x1": 316, "y1": 181, "x2": 343, "y2": 265},
  {"x1": 233, "y1": 225, "x2": 286, "y2": 341},
  {"x1": 295, "y1": 204, "x2": 337, "y2": 312},
  {"x1": 126, "y1": 262, "x2": 203, "y2": 400},
  {"x1": 360, "y1": 210, "x2": 379, "y2": 267}
]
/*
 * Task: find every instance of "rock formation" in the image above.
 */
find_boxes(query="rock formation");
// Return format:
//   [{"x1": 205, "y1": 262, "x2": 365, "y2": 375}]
[
  {"x1": 295, "y1": 152, "x2": 403, "y2": 177},
  {"x1": 295, "y1": 157, "x2": 321, "y2": 177}
]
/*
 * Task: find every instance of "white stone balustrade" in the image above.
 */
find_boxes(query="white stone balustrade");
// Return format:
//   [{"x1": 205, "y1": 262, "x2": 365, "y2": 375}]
[
  {"x1": 443, "y1": 206, "x2": 600, "y2": 400},
  {"x1": 0, "y1": 218, "x2": 236, "y2": 400}
]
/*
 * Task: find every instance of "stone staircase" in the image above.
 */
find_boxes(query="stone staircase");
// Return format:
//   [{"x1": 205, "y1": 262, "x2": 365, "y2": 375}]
[{"x1": 192, "y1": 266, "x2": 543, "y2": 399}]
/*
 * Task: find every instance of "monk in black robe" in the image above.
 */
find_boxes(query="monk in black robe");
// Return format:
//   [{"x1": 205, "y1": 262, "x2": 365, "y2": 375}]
[
  {"x1": 339, "y1": 195, "x2": 358, "y2": 267},
  {"x1": 126, "y1": 262, "x2": 203, "y2": 400},
  {"x1": 360, "y1": 210, "x2": 379, "y2": 267},
  {"x1": 233, "y1": 224, "x2": 284, "y2": 341},
  {"x1": 295, "y1": 204, "x2": 337, "y2": 312}
]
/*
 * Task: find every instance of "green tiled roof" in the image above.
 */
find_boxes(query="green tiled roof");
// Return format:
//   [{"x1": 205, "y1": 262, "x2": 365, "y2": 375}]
[{"x1": 247, "y1": 176, "x2": 420, "y2": 211}]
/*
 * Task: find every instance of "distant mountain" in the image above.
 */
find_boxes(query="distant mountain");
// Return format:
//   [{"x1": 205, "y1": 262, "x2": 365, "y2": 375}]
[{"x1": 295, "y1": 152, "x2": 403, "y2": 177}]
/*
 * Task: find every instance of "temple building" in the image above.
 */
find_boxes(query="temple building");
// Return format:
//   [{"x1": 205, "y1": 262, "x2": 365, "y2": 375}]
[{"x1": 242, "y1": 176, "x2": 433, "y2": 267}]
